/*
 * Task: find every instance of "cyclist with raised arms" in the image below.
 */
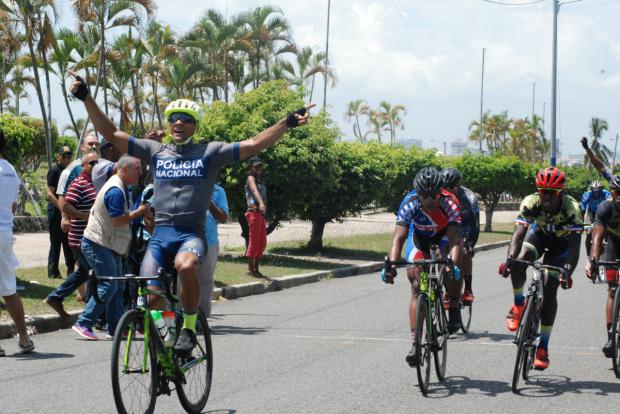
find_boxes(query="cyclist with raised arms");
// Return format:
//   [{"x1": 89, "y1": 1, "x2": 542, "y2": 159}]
[
  {"x1": 585, "y1": 176, "x2": 620, "y2": 358},
  {"x1": 501, "y1": 167, "x2": 582, "y2": 370},
  {"x1": 581, "y1": 180, "x2": 611, "y2": 256},
  {"x1": 442, "y1": 167, "x2": 480, "y2": 303},
  {"x1": 69, "y1": 73, "x2": 313, "y2": 355},
  {"x1": 582, "y1": 137, "x2": 614, "y2": 182},
  {"x1": 383, "y1": 167, "x2": 463, "y2": 366}
]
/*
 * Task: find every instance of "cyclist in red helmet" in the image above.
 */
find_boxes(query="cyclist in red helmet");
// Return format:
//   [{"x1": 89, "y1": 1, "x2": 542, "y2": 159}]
[{"x1": 501, "y1": 167, "x2": 582, "y2": 370}]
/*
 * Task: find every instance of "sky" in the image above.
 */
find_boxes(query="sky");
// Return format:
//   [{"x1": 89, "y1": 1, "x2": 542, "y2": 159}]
[{"x1": 20, "y1": 0, "x2": 620, "y2": 158}]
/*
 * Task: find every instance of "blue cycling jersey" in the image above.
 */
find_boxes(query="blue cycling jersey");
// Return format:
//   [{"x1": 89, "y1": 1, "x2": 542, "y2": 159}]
[{"x1": 581, "y1": 189, "x2": 611, "y2": 220}]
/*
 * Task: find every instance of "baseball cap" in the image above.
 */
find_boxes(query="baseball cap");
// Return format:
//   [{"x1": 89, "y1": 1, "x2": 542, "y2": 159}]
[
  {"x1": 58, "y1": 146, "x2": 73, "y2": 156},
  {"x1": 247, "y1": 156, "x2": 263, "y2": 167}
]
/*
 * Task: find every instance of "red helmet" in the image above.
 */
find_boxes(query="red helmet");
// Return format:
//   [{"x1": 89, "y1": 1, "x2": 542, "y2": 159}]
[{"x1": 536, "y1": 167, "x2": 566, "y2": 190}]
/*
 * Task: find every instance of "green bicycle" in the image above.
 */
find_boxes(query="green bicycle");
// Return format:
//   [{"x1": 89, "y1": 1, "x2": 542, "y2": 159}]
[{"x1": 90, "y1": 268, "x2": 213, "y2": 414}]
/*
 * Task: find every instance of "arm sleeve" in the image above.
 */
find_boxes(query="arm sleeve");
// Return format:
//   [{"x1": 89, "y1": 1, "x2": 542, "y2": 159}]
[
  {"x1": 64, "y1": 181, "x2": 81, "y2": 206},
  {"x1": 593, "y1": 202, "x2": 612, "y2": 228},
  {"x1": 442, "y1": 197, "x2": 462, "y2": 225},
  {"x1": 128, "y1": 136, "x2": 163, "y2": 164},
  {"x1": 64, "y1": 166, "x2": 81, "y2": 194},
  {"x1": 56, "y1": 169, "x2": 70, "y2": 196},
  {"x1": 395, "y1": 200, "x2": 413, "y2": 227},
  {"x1": 580, "y1": 192, "x2": 590, "y2": 212},
  {"x1": 515, "y1": 196, "x2": 535, "y2": 227},
  {"x1": 103, "y1": 187, "x2": 127, "y2": 218},
  {"x1": 209, "y1": 142, "x2": 241, "y2": 170}
]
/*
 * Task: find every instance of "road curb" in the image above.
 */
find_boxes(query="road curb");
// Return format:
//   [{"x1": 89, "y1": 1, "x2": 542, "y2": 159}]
[{"x1": 0, "y1": 240, "x2": 510, "y2": 340}]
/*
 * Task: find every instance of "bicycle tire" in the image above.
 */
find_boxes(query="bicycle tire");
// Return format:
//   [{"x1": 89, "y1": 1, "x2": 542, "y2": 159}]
[
  {"x1": 176, "y1": 310, "x2": 213, "y2": 414},
  {"x1": 511, "y1": 299, "x2": 534, "y2": 394},
  {"x1": 612, "y1": 288, "x2": 620, "y2": 378},
  {"x1": 460, "y1": 301, "x2": 472, "y2": 333},
  {"x1": 522, "y1": 307, "x2": 539, "y2": 382},
  {"x1": 433, "y1": 295, "x2": 448, "y2": 381},
  {"x1": 111, "y1": 309, "x2": 158, "y2": 414},
  {"x1": 415, "y1": 295, "x2": 431, "y2": 395}
]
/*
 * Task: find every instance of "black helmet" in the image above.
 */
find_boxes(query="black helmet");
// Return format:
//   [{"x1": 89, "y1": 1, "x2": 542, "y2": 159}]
[
  {"x1": 414, "y1": 167, "x2": 443, "y2": 195},
  {"x1": 441, "y1": 167, "x2": 462, "y2": 188},
  {"x1": 610, "y1": 176, "x2": 620, "y2": 191}
]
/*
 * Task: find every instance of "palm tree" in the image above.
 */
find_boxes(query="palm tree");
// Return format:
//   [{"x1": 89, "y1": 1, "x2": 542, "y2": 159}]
[
  {"x1": 468, "y1": 111, "x2": 490, "y2": 154},
  {"x1": 379, "y1": 101, "x2": 407, "y2": 145},
  {"x1": 366, "y1": 110, "x2": 388, "y2": 143},
  {"x1": 239, "y1": 6, "x2": 295, "y2": 87},
  {"x1": 277, "y1": 46, "x2": 335, "y2": 102},
  {"x1": 584, "y1": 117, "x2": 612, "y2": 168},
  {"x1": 0, "y1": 0, "x2": 56, "y2": 168},
  {"x1": 7, "y1": 60, "x2": 34, "y2": 115},
  {"x1": 49, "y1": 27, "x2": 80, "y2": 138},
  {"x1": 143, "y1": 20, "x2": 176, "y2": 127},
  {"x1": 161, "y1": 56, "x2": 204, "y2": 100},
  {"x1": 72, "y1": 0, "x2": 154, "y2": 115},
  {"x1": 343, "y1": 99, "x2": 368, "y2": 142}
]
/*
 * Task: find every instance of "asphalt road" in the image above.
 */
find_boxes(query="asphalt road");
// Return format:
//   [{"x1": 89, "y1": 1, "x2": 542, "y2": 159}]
[{"x1": 1, "y1": 247, "x2": 619, "y2": 413}]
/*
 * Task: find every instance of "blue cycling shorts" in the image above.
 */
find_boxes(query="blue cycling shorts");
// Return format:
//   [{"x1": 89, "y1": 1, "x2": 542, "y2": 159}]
[{"x1": 141, "y1": 226, "x2": 206, "y2": 287}]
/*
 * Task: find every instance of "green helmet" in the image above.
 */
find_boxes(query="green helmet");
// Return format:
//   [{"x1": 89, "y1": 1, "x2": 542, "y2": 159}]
[{"x1": 164, "y1": 99, "x2": 202, "y2": 124}]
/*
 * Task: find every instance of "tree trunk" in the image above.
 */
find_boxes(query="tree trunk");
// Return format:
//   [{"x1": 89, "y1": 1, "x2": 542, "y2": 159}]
[
  {"x1": 131, "y1": 73, "x2": 144, "y2": 135},
  {"x1": 26, "y1": 27, "x2": 53, "y2": 170},
  {"x1": 483, "y1": 197, "x2": 500, "y2": 232},
  {"x1": 308, "y1": 218, "x2": 329, "y2": 250},
  {"x1": 153, "y1": 75, "x2": 163, "y2": 128}
]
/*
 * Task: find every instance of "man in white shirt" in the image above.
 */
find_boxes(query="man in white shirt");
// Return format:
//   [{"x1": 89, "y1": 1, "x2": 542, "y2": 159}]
[{"x1": 0, "y1": 128, "x2": 34, "y2": 355}]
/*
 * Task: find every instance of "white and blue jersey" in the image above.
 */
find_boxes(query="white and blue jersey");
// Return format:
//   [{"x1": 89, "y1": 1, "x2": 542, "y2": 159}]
[{"x1": 581, "y1": 189, "x2": 611, "y2": 222}]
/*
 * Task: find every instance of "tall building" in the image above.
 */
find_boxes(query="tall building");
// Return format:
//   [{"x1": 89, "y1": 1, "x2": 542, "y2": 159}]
[{"x1": 451, "y1": 139, "x2": 469, "y2": 156}]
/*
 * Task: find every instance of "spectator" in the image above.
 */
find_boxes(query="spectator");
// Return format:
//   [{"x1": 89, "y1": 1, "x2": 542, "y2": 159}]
[
  {"x1": 44, "y1": 152, "x2": 99, "y2": 317},
  {"x1": 46, "y1": 146, "x2": 74, "y2": 279},
  {"x1": 245, "y1": 157, "x2": 268, "y2": 277},
  {"x1": 199, "y1": 183, "x2": 228, "y2": 316},
  {"x1": 57, "y1": 135, "x2": 99, "y2": 234},
  {"x1": 72, "y1": 155, "x2": 151, "y2": 340},
  {"x1": 92, "y1": 140, "x2": 122, "y2": 193},
  {"x1": 0, "y1": 128, "x2": 34, "y2": 355}
]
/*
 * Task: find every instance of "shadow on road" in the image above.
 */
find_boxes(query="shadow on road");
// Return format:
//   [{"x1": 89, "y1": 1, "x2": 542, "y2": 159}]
[
  {"x1": 210, "y1": 325, "x2": 267, "y2": 336},
  {"x1": 516, "y1": 374, "x2": 620, "y2": 397},
  {"x1": 204, "y1": 410, "x2": 237, "y2": 414},
  {"x1": 449, "y1": 330, "x2": 514, "y2": 343},
  {"x1": 11, "y1": 351, "x2": 74, "y2": 360},
  {"x1": 424, "y1": 375, "x2": 511, "y2": 398}
]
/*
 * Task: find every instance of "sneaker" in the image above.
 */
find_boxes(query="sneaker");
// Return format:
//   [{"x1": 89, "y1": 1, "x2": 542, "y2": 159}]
[
  {"x1": 447, "y1": 307, "x2": 461, "y2": 334},
  {"x1": 462, "y1": 290, "x2": 475, "y2": 304},
  {"x1": 93, "y1": 323, "x2": 106, "y2": 332},
  {"x1": 0, "y1": 346, "x2": 5, "y2": 357},
  {"x1": 405, "y1": 343, "x2": 418, "y2": 367},
  {"x1": 18, "y1": 340, "x2": 35, "y2": 354},
  {"x1": 443, "y1": 292, "x2": 450, "y2": 310},
  {"x1": 44, "y1": 297, "x2": 70, "y2": 318},
  {"x1": 603, "y1": 339, "x2": 614, "y2": 358},
  {"x1": 505, "y1": 304, "x2": 524, "y2": 332},
  {"x1": 174, "y1": 328, "x2": 197, "y2": 355},
  {"x1": 72, "y1": 323, "x2": 98, "y2": 340},
  {"x1": 533, "y1": 348, "x2": 549, "y2": 371},
  {"x1": 105, "y1": 334, "x2": 114, "y2": 340}
]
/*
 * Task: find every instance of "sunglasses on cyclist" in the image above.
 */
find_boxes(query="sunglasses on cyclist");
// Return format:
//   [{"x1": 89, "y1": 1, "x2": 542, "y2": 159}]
[
  {"x1": 87, "y1": 160, "x2": 97, "y2": 167},
  {"x1": 168, "y1": 113, "x2": 196, "y2": 124},
  {"x1": 419, "y1": 192, "x2": 440, "y2": 200},
  {"x1": 538, "y1": 188, "x2": 561, "y2": 196}
]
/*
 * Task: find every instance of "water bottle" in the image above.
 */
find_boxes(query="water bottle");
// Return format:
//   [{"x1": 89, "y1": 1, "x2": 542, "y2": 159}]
[
  {"x1": 162, "y1": 311, "x2": 176, "y2": 347},
  {"x1": 151, "y1": 310, "x2": 169, "y2": 344},
  {"x1": 420, "y1": 271, "x2": 429, "y2": 293}
]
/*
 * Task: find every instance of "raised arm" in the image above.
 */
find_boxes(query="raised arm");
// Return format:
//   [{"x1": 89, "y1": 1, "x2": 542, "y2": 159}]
[
  {"x1": 582, "y1": 137, "x2": 610, "y2": 179},
  {"x1": 238, "y1": 104, "x2": 315, "y2": 161},
  {"x1": 68, "y1": 71, "x2": 130, "y2": 153}
]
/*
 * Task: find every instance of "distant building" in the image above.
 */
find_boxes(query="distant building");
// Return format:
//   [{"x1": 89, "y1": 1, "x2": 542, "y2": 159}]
[
  {"x1": 451, "y1": 139, "x2": 470, "y2": 156},
  {"x1": 396, "y1": 138, "x2": 423, "y2": 149}
]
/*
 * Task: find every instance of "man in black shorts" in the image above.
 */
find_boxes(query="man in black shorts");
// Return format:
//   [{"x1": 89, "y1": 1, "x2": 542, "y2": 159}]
[{"x1": 585, "y1": 175, "x2": 620, "y2": 357}]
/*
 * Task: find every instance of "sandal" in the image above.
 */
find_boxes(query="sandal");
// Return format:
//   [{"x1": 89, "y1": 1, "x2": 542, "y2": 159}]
[{"x1": 18, "y1": 340, "x2": 35, "y2": 354}]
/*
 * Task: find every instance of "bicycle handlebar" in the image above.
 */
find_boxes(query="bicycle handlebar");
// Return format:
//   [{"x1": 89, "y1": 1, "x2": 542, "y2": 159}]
[
  {"x1": 386, "y1": 257, "x2": 454, "y2": 267},
  {"x1": 508, "y1": 257, "x2": 570, "y2": 288},
  {"x1": 88, "y1": 268, "x2": 177, "y2": 305}
]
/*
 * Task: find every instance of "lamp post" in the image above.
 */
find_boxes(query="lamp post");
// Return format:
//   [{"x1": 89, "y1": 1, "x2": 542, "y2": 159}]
[
  {"x1": 479, "y1": 48, "x2": 486, "y2": 154},
  {"x1": 323, "y1": 0, "x2": 331, "y2": 111}
]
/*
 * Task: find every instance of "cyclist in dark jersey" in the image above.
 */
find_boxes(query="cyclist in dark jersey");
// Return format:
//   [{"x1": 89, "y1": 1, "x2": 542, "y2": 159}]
[
  {"x1": 70, "y1": 74, "x2": 313, "y2": 354},
  {"x1": 442, "y1": 167, "x2": 480, "y2": 303},
  {"x1": 383, "y1": 167, "x2": 463, "y2": 366},
  {"x1": 581, "y1": 180, "x2": 611, "y2": 256},
  {"x1": 501, "y1": 167, "x2": 582, "y2": 371},
  {"x1": 585, "y1": 176, "x2": 620, "y2": 357}
]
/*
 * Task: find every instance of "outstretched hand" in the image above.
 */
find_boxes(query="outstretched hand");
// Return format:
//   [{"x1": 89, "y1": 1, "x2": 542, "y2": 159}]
[
  {"x1": 286, "y1": 103, "x2": 316, "y2": 128},
  {"x1": 67, "y1": 69, "x2": 89, "y2": 101}
]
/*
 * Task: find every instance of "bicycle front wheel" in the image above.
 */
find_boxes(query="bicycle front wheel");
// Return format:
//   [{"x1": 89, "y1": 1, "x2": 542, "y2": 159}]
[
  {"x1": 415, "y1": 295, "x2": 432, "y2": 395},
  {"x1": 511, "y1": 299, "x2": 535, "y2": 393},
  {"x1": 111, "y1": 309, "x2": 158, "y2": 414},
  {"x1": 433, "y1": 295, "x2": 448, "y2": 381},
  {"x1": 460, "y1": 301, "x2": 472, "y2": 333},
  {"x1": 176, "y1": 310, "x2": 213, "y2": 414},
  {"x1": 611, "y1": 288, "x2": 620, "y2": 378}
]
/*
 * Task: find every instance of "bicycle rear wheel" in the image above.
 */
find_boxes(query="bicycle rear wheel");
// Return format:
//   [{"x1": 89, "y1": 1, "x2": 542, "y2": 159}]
[
  {"x1": 111, "y1": 309, "x2": 158, "y2": 414},
  {"x1": 460, "y1": 301, "x2": 472, "y2": 333},
  {"x1": 176, "y1": 310, "x2": 213, "y2": 414},
  {"x1": 611, "y1": 288, "x2": 620, "y2": 378},
  {"x1": 433, "y1": 294, "x2": 448, "y2": 381},
  {"x1": 511, "y1": 299, "x2": 534, "y2": 394},
  {"x1": 415, "y1": 295, "x2": 432, "y2": 395}
]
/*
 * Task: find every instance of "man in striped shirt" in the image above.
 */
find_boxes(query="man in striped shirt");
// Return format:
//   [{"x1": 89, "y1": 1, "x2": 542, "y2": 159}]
[{"x1": 44, "y1": 153, "x2": 99, "y2": 317}]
